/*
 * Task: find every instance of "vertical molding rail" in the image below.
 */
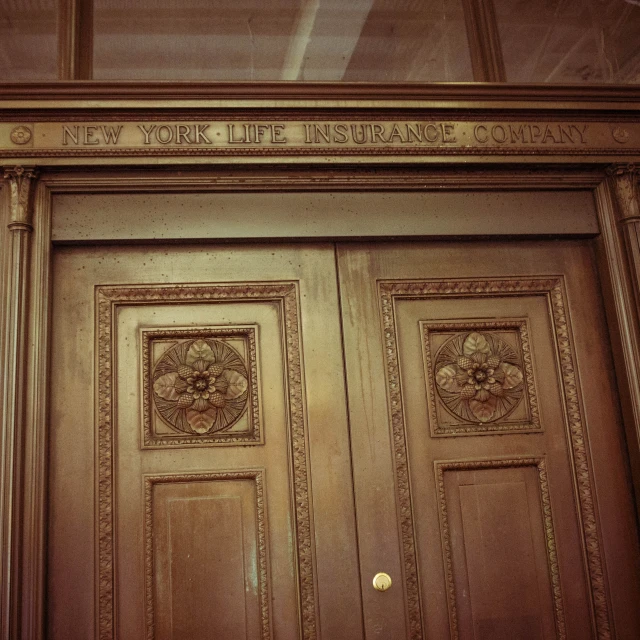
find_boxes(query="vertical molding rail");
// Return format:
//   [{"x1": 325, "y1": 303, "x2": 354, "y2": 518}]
[
  {"x1": 21, "y1": 180, "x2": 51, "y2": 640},
  {"x1": 596, "y1": 164, "x2": 640, "y2": 518},
  {"x1": 461, "y1": 0, "x2": 506, "y2": 82},
  {"x1": 58, "y1": 0, "x2": 93, "y2": 80},
  {"x1": 0, "y1": 167, "x2": 38, "y2": 640}
]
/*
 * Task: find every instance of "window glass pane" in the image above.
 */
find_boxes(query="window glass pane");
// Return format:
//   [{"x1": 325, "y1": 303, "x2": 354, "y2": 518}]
[
  {"x1": 93, "y1": 0, "x2": 473, "y2": 81},
  {"x1": 1, "y1": 0, "x2": 58, "y2": 80},
  {"x1": 494, "y1": 0, "x2": 640, "y2": 83}
]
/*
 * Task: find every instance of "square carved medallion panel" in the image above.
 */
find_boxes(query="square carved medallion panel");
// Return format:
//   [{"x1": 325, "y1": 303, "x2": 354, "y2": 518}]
[
  {"x1": 142, "y1": 326, "x2": 261, "y2": 447},
  {"x1": 422, "y1": 320, "x2": 540, "y2": 436}
]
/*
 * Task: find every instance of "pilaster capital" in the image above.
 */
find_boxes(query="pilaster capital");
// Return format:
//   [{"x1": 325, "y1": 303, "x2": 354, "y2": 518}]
[
  {"x1": 3, "y1": 165, "x2": 39, "y2": 231},
  {"x1": 606, "y1": 163, "x2": 640, "y2": 223},
  {"x1": 606, "y1": 163, "x2": 639, "y2": 178}
]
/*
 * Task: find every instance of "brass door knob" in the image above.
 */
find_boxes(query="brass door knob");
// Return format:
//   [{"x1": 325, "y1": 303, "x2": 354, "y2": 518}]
[{"x1": 372, "y1": 572, "x2": 392, "y2": 592}]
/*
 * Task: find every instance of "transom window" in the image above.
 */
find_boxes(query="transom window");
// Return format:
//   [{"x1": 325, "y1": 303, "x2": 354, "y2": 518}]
[{"x1": 2, "y1": 0, "x2": 639, "y2": 83}]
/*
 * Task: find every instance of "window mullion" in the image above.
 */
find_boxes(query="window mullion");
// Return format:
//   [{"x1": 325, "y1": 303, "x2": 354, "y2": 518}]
[
  {"x1": 462, "y1": 0, "x2": 506, "y2": 82},
  {"x1": 58, "y1": 0, "x2": 93, "y2": 80}
]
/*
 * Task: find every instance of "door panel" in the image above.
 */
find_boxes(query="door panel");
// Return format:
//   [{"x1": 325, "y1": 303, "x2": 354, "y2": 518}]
[
  {"x1": 48, "y1": 238, "x2": 640, "y2": 640},
  {"x1": 338, "y1": 241, "x2": 640, "y2": 640},
  {"x1": 440, "y1": 462, "x2": 558, "y2": 640},
  {"x1": 48, "y1": 243, "x2": 364, "y2": 640},
  {"x1": 150, "y1": 476, "x2": 263, "y2": 639}
]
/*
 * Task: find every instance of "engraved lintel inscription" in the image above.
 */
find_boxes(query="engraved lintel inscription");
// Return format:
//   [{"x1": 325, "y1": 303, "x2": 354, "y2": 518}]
[{"x1": 4, "y1": 120, "x2": 631, "y2": 156}]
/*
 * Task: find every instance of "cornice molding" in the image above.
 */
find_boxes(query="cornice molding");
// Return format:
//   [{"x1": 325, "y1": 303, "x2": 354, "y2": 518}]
[{"x1": 0, "y1": 82, "x2": 639, "y2": 112}]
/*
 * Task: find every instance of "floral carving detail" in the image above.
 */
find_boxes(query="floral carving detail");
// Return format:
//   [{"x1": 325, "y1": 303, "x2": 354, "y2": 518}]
[
  {"x1": 611, "y1": 127, "x2": 630, "y2": 144},
  {"x1": 434, "y1": 331, "x2": 524, "y2": 423},
  {"x1": 152, "y1": 338, "x2": 249, "y2": 435},
  {"x1": 10, "y1": 125, "x2": 32, "y2": 145}
]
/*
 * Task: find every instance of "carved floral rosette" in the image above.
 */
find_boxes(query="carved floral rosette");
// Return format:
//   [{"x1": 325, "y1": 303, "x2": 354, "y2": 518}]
[
  {"x1": 152, "y1": 338, "x2": 249, "y2": 435},
  {"x1": 434, "y1": 331, "x2": 525, "y2": 424}
]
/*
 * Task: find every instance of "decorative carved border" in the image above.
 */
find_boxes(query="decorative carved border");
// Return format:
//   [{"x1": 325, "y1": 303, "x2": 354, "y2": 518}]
[
  {"x1": 434, "y1": 457, "x2": 566, "y2": 640},
  {"x1": 141, "y1": 326, "x2": 261, "y2": 447},
  {"x1": 4, "y1": 145, "x2": 640, "y2": 159},
  {"x1": 96, "y1": 282, "x2": 315, "y2": 640},
  {"x1": 421, "y1": 319, "x2": 540, "y2": 436},
  {"x1": 143, "y1": 470, "x2": 270, "y2": 640},
  {"x1": 379, "y1": 277, "x2": 612, "y2": 640}
]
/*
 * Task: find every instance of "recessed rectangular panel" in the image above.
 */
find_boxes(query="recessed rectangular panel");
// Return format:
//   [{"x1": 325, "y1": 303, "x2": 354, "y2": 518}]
[
  {"x1": 436, "y1": 460, "x2": 563, "y2": 640},
  {"x1": 52, "y1": 191, "x2": 598, "y2": 242},
  {"x1": 147, "y1": 473, "x2": 268, "y2": 640},
  {"x1": 460, "y1": 481, "x2": 542, "y2": 639}
]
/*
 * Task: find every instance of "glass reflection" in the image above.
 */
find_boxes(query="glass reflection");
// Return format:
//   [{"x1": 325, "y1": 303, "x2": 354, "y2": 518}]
[
  {"x1": 93, "y1": 0, "x2": 473, "y2": 81},
  {"x1": 494, "y1": 0, "x2": 640, "y2": 83},
  {"x1": 1, "y1": 0, "x2": 58, "y2": 81}
]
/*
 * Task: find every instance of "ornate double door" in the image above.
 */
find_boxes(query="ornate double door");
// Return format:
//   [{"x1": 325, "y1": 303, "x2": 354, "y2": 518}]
[{"x1": 48, "y1": 240, "x2": 640, "y2": 639}]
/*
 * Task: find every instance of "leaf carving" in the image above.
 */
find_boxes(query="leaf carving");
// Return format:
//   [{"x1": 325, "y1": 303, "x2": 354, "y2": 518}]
[
  {"x1": 224, "y1": 370, "x2": 249, "y2": 399},
  {"x1": 186, "y1": 407, "x2": 217, "y2": 434},
  {"x1": 500, "y1": 362, "x2": 524, "y2": 389},
  {"x1": 153, "y1": 372, "x2": 181, "y2": 401},
  {"x1": 470, "y1": 395, "x2": 498, "y2": 422},
  {"x1": 436, "y1": 365, "x2": 460, "y2": 392},
  {"x1": 463, "y1": 332, "x2": 490, "y2": 356},
  {"x1": 186, "y1": 339, "x2": 215, "y2": 366}
]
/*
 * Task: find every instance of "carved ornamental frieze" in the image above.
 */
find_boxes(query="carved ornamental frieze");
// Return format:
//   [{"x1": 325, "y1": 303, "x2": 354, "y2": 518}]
[{"x1": 0, "y1": 119, "x2": 637, "y2": 159}]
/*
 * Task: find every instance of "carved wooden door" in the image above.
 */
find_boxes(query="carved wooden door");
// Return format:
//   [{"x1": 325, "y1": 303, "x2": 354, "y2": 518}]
[
  {"x1": 48, "y1": 243, "x2": 364, "y2": 640},
  {"x1": 48, "y1": 239, "x2": 640, "y2": 640},
  {"x1": 338, "y1": 240, "x2": 640, "y2": 640}
]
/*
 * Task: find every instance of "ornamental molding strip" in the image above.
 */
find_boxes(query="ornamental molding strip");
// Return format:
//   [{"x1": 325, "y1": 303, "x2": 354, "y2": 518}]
[
  {"x1": 96, "y1": 282, "x2": 316, "y2": 640},
  {"x1": 379, "y1": 277, "x2": 612, "y2": 640}
]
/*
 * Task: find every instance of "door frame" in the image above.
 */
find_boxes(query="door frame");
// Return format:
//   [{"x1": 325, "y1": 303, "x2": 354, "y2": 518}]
[{"x1": 2, "y1": 84, "x2": 640, "y2": 639}]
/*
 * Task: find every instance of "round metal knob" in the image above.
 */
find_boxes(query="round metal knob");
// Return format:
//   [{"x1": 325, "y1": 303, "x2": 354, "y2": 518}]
[{"x1": 372, "y1": 572, "x2": 392, "y2": 592}]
